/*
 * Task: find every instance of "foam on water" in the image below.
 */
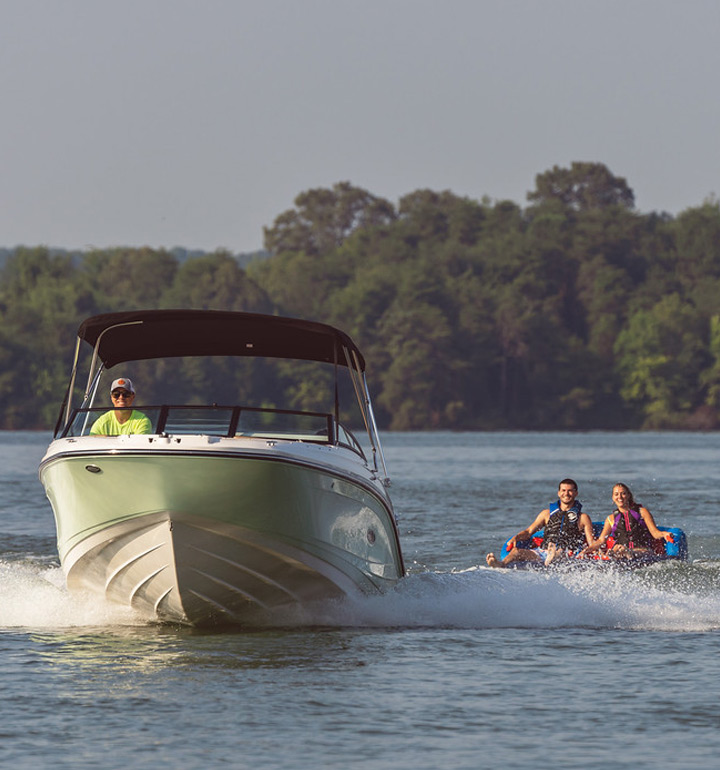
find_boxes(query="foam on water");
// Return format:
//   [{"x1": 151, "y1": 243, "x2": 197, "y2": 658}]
[
  {"x1": 260, "y1": 562, "x2": 720, "y2": 633},
  {"x1": 0, "y1": 560, "x2": 144, "y2": 629},
  {"x1": 3, "y1": 557, "x2": 720, "y2": 633}
]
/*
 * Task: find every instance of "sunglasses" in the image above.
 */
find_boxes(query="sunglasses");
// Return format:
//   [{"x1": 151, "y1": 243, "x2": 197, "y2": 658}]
[{"x1": 111, "y1": 390, "x2": 133, "y2": 398}]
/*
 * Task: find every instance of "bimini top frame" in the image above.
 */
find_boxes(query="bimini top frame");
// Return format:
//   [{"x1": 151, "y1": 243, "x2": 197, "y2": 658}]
[{"x1": 55, "y1": 310, "x2": 390, "y2": 483}]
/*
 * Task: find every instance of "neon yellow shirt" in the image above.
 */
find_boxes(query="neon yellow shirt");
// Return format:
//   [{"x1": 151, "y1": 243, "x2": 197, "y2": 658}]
[{"x1": 90, "y1": 409, "x2": 152, "y2": 436}]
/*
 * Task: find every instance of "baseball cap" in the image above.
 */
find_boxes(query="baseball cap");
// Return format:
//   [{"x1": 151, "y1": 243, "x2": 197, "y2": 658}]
[{"x1": 110, "y1": 377, "x2": 135, "y2": 394}]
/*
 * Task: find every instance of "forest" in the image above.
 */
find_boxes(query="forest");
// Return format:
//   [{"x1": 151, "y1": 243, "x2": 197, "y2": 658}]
[{"x1": 1, "y1": 161, "x2": 720, "y2": 432}]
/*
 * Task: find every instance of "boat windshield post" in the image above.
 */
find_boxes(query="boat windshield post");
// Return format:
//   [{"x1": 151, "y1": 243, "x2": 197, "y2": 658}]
[
  {"x1": 343, "y1": 346, "x2": 389, "y2": 483},
  {"x1": 78, "y1": 366, "x2": 105, "y2": 435},
  {"x1": 343, "y1": 346, "x2": 372, "y2": 436},
  {"x1": 84, "y1": 363, "x2": 103, "y2": 406},
  {"x1": 362, "y1": 371, "x2": 390, "y2": 486},
  {"x1": 84, "y1": 337, "x2": 102, "y2": 401},
  {"x1": 56, "y1": 337, "x2": 83, "y2": 437},
  {"x1": 333, "y1": 362, "x2": 341, "y2": 444}
]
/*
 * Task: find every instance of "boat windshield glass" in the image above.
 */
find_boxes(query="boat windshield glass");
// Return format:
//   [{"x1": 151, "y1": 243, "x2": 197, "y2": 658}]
[
  {"x1": 61, "y1": 352, "x2": 375, "y2": 467},
  {"x1": 62, "y1": 405, "x2": 336, "y2": 444}
]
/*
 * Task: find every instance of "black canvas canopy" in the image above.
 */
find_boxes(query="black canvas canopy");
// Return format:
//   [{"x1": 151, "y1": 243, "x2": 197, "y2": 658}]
[{"x1": 77, "y1": 310, "x2": 366, "y2": 371}]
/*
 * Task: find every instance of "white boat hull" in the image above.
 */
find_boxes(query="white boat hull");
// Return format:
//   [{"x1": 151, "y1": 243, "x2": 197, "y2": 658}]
[{"x1": 40, "y1": 436, "x2": 404, "y2": 626}]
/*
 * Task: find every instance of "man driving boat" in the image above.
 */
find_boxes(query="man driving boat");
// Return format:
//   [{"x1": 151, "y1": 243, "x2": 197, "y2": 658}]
[{"x1": 90, "y1": 377, "x2": 152, "y2": 436}]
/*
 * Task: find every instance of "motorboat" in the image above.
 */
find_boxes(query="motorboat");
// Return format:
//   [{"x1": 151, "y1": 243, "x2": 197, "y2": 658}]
[{"x1": 39, "y1": 310, "x2": 405, "y2": 626}]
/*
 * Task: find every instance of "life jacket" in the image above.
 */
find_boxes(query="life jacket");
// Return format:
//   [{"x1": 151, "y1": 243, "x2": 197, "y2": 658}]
[
  {"x1": 609, "y1": 507, "x2": 653, "y2": 549},
  {"x1": 541, "y1": 500, "x2": 585, "y2": 551}
]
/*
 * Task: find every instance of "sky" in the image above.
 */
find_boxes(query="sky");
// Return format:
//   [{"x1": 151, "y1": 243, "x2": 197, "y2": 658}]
[{"x1": 1, "y1": 0, "x2": 719, "y2": 254}]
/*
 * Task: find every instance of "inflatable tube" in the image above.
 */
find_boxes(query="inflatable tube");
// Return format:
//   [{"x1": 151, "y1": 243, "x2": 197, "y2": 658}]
[{"x1": 498, "y1": 522, "x2": 687, "y2": 567}]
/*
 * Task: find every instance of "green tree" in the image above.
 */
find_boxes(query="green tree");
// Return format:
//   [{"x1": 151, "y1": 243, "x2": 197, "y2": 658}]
[
  {"x1": 2, "y1": 167, "x2": 715, "y2": 431},
  {"x1": 375, "y1": 303, "x2": 463, "y2": 430},
  {"x1": 699, "y1": 314, "x2": 720, "y2": 415},
  {"x1": 247, "y1": 249, "x2": 343, "y2": 319},
  {"x1": 671, "y1": 199, "x2": 720, "y2": 312},
  {"x1": 527, "y1": 162, "x2": 635, "y2": 211},
  {"x1": 0, "y1": 247, "x2": 95, "y2": 427},
  {"x1": 161, "y1": 251, "x2": 271, "y2": 312},
  {"x1": 614, "y1": 294, "x2": 709, "y2": 427},
  {"x1": 263, "y1": 182, "x2": 396, "y2": 257},
  {"x1": 396, "y1": 189, "x2": 484, "y2": 245},
  {"x1": 82, "y1": 247, "x2": 178, "y2": 310}
]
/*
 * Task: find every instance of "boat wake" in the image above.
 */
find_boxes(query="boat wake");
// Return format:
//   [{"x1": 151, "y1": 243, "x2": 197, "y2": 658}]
[
  {"x1": 262, "y1": 561, "x2": 720, "y2": 633},
  {"x1": 3, "y1": 557, "x2": 720, "y2": 633}
]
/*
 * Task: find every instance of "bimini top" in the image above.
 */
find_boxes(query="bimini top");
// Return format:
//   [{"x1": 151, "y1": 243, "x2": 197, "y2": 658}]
[{"x1": 77, "y1": 310, "x2": 366, "y2": 370}]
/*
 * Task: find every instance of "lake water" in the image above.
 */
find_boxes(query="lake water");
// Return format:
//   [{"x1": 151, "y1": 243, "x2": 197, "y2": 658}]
[{"x1": 2, "y1": 430, "x2": 720, "y2": 769}]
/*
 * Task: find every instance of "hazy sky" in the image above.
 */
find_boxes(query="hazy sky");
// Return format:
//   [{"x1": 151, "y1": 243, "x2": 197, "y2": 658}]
[{"x1": 1, "y1": 0, "x2": 719, "y2": 254}]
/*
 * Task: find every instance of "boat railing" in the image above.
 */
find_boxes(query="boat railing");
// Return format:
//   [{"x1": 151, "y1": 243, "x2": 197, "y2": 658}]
[{"x1": 60, "y1": 404, "x2": 367, "y2": 459}]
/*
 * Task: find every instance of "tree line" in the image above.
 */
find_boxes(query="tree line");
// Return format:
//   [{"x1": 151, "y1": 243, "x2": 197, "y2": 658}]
[{"x1": 2, "y1": 161, "x2": 719, "y2": 431}]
